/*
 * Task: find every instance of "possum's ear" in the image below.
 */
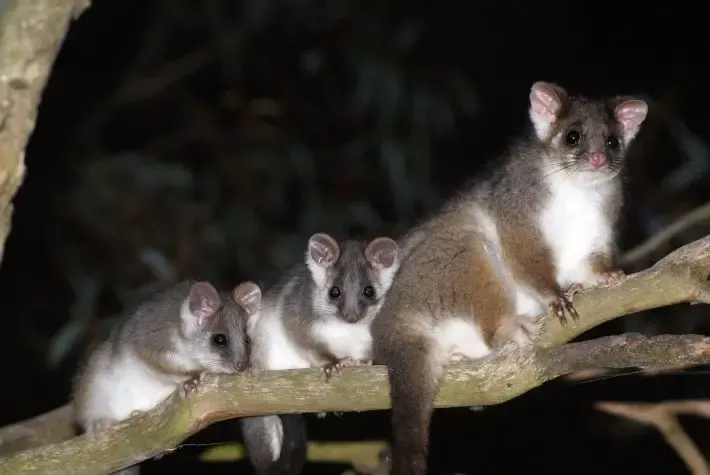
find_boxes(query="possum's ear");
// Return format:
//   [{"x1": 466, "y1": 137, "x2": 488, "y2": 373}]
[
  {"x1": 365, "y1": 237, "x2": 399, "y2": 270},
  {"x1": 306, "y1": 233, "x2": 340, "y2": 287},
  {"x1": 613, "y1": 98, "x2": 648, "y2": 142},
  {"x1": 307, "y1": 233, "x2": 340, "y2": 268},
  {"x1": 187, "y1": 282, "x2": 221, "y2": 327},
  {"x1": 233, "y1": 281, "x2": 262, "y2": 318},
  {"x1": 529, "y1": 81, "x2": 567, "y2": 140}
]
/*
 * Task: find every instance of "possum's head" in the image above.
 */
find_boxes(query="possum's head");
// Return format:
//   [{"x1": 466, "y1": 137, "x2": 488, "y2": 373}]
[
  {"x1": 528, "y1": 81, "x2": 648, "y2": 186},
  {"x1": 305, "y1": 233, "x2": 399, "y2": 324},
  {"x1": 180, "y1": 281, "x2": 261, "y2": 373}
]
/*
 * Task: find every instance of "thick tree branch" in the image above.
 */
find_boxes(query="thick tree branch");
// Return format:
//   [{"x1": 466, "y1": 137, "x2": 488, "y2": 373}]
[
  {"x1": 0, "y1": 0, "x2": 89, "y2": 258},
  {"x1": 1, "y1": 234, "x2": 710, "y2": 474}
]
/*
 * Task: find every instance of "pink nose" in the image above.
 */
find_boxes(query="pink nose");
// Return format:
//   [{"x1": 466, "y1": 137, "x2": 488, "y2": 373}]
[
  {"x1": 344, "y1": 312, "x2": 360, "y2": 323},
  {"x1": 590, "y1": 152, "x2": 607, "y2": 169}
]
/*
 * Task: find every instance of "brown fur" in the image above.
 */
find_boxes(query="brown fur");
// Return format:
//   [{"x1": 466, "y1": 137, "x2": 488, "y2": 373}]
[
  {"x1": 372, "y1": 81, "x2": 647, "y2": 475},
  {"x1": 372, "y1": 209, "x2": 517, "y2": 475}
]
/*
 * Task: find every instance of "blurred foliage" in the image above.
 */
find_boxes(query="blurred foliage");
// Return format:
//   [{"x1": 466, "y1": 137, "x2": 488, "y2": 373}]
[{"x1": 47, "y1": 0, "x2": 479, "y2": 364}]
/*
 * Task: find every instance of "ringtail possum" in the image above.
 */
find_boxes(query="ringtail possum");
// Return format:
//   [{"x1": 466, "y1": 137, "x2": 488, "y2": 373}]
[
  {"x1": 241, "y1": 233, "x2": 399, "y2": 475},
  {"x1": 371, "y1": 81, "x2": 648, "y2": 475}
]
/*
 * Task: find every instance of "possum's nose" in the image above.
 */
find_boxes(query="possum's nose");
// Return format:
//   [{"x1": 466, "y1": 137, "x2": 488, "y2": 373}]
[
  {"x1": 344, "y1": 311, "x2": 361, "y2": 324},
  {"x1": 590, "y1": 152, "x2": 607, "y2": 169}
]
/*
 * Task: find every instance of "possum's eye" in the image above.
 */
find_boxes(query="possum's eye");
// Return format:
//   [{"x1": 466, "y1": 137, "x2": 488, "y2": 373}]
[
  {"x1": 328, "y1": 286, "x2": 341, "y2": 299},
  {"x1": 606, "y1": 135, "x2": 620, "y2": 149},
  {"x1": 565, "y1": 129, "x2": 581, "y2": 146},
  {"x1": 211, "y1": 333, "x2": 228, "y2": 347},
  {"x1": 363, "y1": 286, "x2": 375, "y2": 298}
]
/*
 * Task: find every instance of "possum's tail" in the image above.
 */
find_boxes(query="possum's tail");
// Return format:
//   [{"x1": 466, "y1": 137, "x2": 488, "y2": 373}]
[
  {"x1": 374, "y1": 325, "x2": 443, "y2": 475},
  {"x1": 241, "y1": 414, "x2": 307, "y2": 475}
]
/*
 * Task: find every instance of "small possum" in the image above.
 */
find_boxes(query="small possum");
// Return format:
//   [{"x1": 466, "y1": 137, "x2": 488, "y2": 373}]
[
  {"x1": 371, "y1": 81, "x2": 648, "y2": 475},
  {"x1": 241, "y1": 232, "x2": 399, "y2": 475},
  {"x1": 72, "y1": 280, "x2": 261, "y2": 474}
]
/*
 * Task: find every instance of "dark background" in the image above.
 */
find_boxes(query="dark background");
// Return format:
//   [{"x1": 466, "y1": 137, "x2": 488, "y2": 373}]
[{"x1": 1, "y1": 0, "x2": 710, "y2": 473}]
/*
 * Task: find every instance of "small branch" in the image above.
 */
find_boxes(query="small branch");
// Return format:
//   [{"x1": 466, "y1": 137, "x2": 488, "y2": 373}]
[
  {"x1": 597, "y1": 400, "x2": 710, "y2": 475},
  {"x1": 1, "y1": 234, "x2": 710, "y2": 473},
  {"x1": 620, "y1": 202, "x2": 710, "y2": 266}
]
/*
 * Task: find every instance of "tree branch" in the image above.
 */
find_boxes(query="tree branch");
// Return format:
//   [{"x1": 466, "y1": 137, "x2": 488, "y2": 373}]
[
  {"x1": 620, "y1": 201, "x2": 710, "y2": 266},
  {"x1": 0, "y1": 0, "x2": 90, "y2": 258},
  {"x1": 597, "y1": 400, "x2": 710, "y2": 475},
  {"x1": 1, "y1": 234, "x2": 710, "y2": 473}
]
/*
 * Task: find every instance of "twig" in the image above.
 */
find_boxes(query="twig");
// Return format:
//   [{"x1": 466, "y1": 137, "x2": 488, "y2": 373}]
[
  {"x1": 620, "y1": 202, "x2": 710, "y2": 266},
  {"x1": 0, "y1": 233, "x2": 710, "y2": 473},
  {"x1": 597, "y1": 400, "x2": 710, "y2": 475},
  {"x1": 564, "y1": 362, "x2": 698, "y2": 382}
]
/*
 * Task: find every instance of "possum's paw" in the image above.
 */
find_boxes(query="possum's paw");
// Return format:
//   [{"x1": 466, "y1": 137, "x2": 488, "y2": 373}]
[
  {"x1": 179, "y1": 373, "x2": 204, "y2": 399},
  {"x1": 549, "y1": 291, "x2": 579, "y2": 327},
  {"x1": 493, "y1": 316, "x2": 540, "y2": 349},
  {"x1": 323, "y1": 357, "x2": 353, "y2": 382},
  {"x1": 591, "y1": 269, "x2": 627, "y2": 288}
]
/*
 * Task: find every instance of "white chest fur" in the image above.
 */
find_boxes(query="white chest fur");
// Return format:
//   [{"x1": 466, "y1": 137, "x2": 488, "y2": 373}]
[
  {"x1": 251, "y1": 305, "x2": 374, "y2": 370},
  {"x1": 540, "y1": 177, "x2": 613, "y2": 288},
  {"x1": 310, "y1": 318, "x2": 373, "y2": 362},
  {"x1": 250, "y1": 306, "x2": 313, "y2": 371},
  {"x1": 84, "y1": 346, "x2": 181, "y2": 423}
]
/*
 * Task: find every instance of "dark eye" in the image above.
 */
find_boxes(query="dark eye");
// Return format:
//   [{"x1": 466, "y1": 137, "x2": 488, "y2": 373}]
[
  {"x1": 606, "y1": 135, "x2": 620, "y2": 149},
  {"x1": 211, "y1": 333, "x2": 228, "y2": 347},
  {"x1": 328, "y1": 286, "x2": 341, "y2": 299},
  {"x1": 565, "y1": 130, "x2": 581, "y2": 146},
  {"x1": 363, "y1": 286, "x2": 375, "y2": 298}
]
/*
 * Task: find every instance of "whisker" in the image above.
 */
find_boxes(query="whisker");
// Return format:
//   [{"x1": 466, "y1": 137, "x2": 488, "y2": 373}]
[{"x1": 542, "y1": 163, "x2": 579, "y2": 179}]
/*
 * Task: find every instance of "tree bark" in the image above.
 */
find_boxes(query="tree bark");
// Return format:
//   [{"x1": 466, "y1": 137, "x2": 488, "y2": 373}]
[{"x1": 0, "y1": 0, "x2": 90, "y2": 258}]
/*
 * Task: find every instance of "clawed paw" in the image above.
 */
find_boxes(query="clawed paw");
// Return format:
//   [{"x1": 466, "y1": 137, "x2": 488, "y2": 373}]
[
  {"x1": 323, "y1": 358, "x2": 351, "y2": 382},
  {"x1": 594, "y1": 269, "x2": 626, "y2": 287},
  {"x1": 179, "y1": 373, "x2": 204, "y2": 399},
  {"x1": 511, "y1": 317, "x2": 541, "y2": 346},
  {"x1": 564, "y1": 282, "x2": 585, "y2": 300},
  {"x1": 550, "y1": 292, "x2": 579, "y2": 328}
]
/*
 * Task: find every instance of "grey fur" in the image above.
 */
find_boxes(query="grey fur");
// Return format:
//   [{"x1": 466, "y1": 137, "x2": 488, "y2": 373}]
[
  {"x1": 72, "y1": 280, "x2": 257, "y2": 475},
  {"x1": 243, "y1": 234, "x2": 399, "y2": 475},
  {"x1": 371, "y1": 83, "x2": 647, "y2": 475}
]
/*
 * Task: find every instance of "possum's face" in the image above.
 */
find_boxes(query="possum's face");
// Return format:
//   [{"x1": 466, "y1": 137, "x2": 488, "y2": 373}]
[
  {"x1": 528, "y1": 81, "x2": 648, "y2": 185},
  {"x1": 306, "y1": 233, "x2": 399, "y2": 324},
  {"x1": 181, "y1": 281, "x2": 262, "y2": 374}
]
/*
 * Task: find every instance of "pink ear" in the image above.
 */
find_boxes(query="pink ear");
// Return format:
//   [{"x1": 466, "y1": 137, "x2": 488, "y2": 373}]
[
  {"x1": 614, "y1": 99, "x2": 648, "y2": 135},
  {"x1": 307, "y1": 233, "x2": 340, "y2": 268},
  {"x1": 233, "y1": 281, "x2": 261, "y2": 317},
  {"x1": 529, "y1": 82, "x2": 564, "y2": 122},
  {"x1": 365, "y1": 237, "x2": 399, "y2": 269},
  {"x1": 188, "y1": 282, "x2": 221, "y2": 326}
]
